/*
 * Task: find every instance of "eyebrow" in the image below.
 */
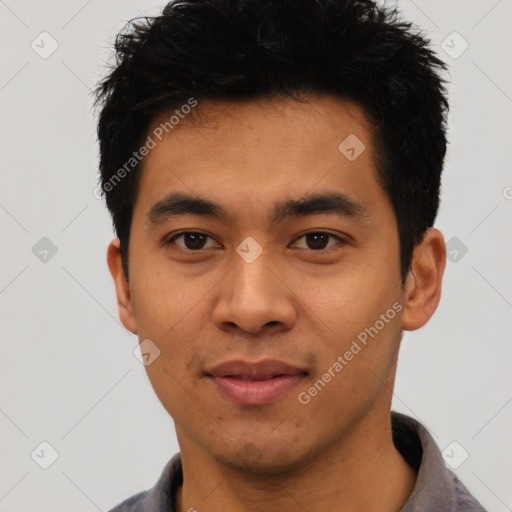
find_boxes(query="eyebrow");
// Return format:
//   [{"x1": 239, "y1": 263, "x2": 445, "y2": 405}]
[{"x1": 147, "y1": 190, "x2": 369, "y2": 225}]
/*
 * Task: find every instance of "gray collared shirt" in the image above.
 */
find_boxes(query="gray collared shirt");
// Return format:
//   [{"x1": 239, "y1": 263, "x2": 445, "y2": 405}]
[{"x1": 108, "y1": 412, "x2": 487, "y2": 511}]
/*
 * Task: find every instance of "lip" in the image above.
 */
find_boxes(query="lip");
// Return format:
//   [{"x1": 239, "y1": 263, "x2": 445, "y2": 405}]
[{"x1": 206, "y1": 359, "x2": 307, "y2": 406}]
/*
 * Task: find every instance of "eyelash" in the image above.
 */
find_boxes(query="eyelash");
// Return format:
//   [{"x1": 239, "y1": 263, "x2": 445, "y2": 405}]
[{"x1": 164, "y1": 231, "x2": 346, "y2": 252}]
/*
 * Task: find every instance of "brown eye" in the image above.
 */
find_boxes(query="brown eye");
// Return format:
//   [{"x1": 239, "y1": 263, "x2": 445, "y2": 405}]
[
  {"x1": 305, "y1": 233, "x2": 330, "y2": 250},
  {"x1": 292, "y1": 232, "x2": 344, "y2": 251},
  {"x1": 166, "y1": 232, "x2": 219, "y2": 251}
]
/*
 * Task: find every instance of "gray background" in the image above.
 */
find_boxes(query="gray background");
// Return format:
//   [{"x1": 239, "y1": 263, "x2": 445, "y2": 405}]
[{"x1": 1, "y1": 0, "x2": 511, "y2": 510}]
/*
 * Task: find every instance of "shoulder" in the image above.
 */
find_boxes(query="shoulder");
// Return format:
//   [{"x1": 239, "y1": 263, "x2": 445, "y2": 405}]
[
  {"x1": 106, "y1": 453, "x2": 183, "y2": 512},
  {"x1": 452, "y1": 474, "x2": 488, "y2": 512},
  {"x1": 107, "y1": 490, "x2": 149, "y2": 512},
  {"x1": 391, "y1": 412, "x2": 488, "y2": 512}
]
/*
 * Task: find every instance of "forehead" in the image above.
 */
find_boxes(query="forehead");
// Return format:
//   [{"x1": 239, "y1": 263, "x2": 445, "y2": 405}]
[
  {"x1": 149, "y1": 94, "x2": 373, "y2": 150},
  {"x1": 134, "y1": 94, "x2": 383, "y2": 222}
]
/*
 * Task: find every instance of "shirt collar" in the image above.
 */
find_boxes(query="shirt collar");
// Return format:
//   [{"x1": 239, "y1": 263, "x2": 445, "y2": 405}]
[{"x1": 392, "y1": 411, "x2": 456, "y2": 511}]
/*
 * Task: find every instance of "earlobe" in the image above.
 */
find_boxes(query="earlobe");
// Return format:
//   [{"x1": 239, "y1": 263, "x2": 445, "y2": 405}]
[
  {"x1": 106, "y1": 239, "x2": 138, "y2": 334},
  {"x1": 401, "y1": 228, "x2": 446, "y2": 331}
]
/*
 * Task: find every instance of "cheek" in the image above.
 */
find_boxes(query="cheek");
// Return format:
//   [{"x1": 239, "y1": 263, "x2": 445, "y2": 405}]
[
  {"x1": 129, "y1": 259, "x2": 204, "y2": 339},
  {"x1": 297, "y1": 266, "x2": 403, "y2": 385},
  {"x1": 297, "y1": 312, "x2": 402, "y2": 428},
  {"x1": 298, "y1": 262, "x2": 400, "y2": 331}
]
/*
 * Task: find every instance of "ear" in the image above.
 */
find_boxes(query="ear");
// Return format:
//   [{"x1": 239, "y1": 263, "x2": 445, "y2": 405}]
[
  {"x1": 107, "y1": 238, "x2": 138, "y2": 334},
  {"x1": 401, "y1": 228, "x2": 446, "y2": 331}
]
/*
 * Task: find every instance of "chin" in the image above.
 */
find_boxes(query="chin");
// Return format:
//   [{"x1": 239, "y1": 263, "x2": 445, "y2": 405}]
[{"x1": 211, "y1": 440, "x2": 311, "y2": 476}]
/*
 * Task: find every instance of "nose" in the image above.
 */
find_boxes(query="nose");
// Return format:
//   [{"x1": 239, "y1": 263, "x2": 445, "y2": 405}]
[{"x1": 212, "y1": 252, "x2": 297, "y2": 336}]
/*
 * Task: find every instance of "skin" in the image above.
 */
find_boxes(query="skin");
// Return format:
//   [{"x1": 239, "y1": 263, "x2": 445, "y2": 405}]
[{"x1": 107, "y1": 93, "x2": 446, "y2": 512}]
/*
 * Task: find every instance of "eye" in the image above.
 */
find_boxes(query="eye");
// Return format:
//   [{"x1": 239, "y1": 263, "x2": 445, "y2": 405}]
[
  {"x1": 291, "y1": 232, "x2": 344, "y2": 251},
  {"x1": 165, "y1": 232, "x2": 220, "y2": 251}
]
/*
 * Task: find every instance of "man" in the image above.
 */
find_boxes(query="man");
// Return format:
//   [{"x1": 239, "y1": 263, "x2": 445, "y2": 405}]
[{"x1": 95, "y1": 0, "x2": 487, "y2": 510}]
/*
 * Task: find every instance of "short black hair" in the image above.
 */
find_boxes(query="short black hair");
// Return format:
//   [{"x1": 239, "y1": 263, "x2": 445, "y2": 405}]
[{"x1": 94, "y1": 0, "x2": 449, "y2": 282}]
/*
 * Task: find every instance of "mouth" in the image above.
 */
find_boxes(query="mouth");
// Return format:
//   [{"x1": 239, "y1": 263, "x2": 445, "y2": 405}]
[{"x1": 206, "y1": 359, "x2": 308, "y2": 406}]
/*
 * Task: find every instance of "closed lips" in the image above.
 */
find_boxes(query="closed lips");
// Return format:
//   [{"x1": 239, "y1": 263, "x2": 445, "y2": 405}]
[
  {"x1": 207, "y1": 359, "x2": 308, "y2": 405},
  {"x1": 207, "y1": 359, "x2": 308, "y2": 380}
]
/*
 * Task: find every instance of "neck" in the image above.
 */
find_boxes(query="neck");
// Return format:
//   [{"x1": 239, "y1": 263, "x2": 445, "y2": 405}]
[{"x1": 175, "y1": 410, "x2": 417, "y2": 512}]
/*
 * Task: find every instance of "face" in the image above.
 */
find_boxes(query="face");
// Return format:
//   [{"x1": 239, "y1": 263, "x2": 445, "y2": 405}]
[{"x1": 109, "y1": 94, "x2": 439, "y2": 475}]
